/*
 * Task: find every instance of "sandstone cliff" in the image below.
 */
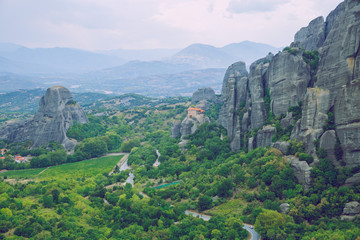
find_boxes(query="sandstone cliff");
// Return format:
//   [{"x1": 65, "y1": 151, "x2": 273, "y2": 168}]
[
  {"x1": 218, "y1": 0, "x2": 360, "y2": 187},
  {"x1": 0, "y1": 86, "x2": 88, "y2": 150}
]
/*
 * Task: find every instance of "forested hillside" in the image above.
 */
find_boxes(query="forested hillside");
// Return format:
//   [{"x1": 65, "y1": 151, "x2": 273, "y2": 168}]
[
  {"x1": 1, "y1": 1, "x2": 360, "y2": 239},
  {"x1": 1, "y1": 92, "x2": 360, "y2": 239}
]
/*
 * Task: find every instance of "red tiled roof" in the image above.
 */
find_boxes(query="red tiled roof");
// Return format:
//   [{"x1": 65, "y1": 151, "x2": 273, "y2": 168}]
[{"x1": 188, "y1": 108, "x2": 204, "y2": 112}]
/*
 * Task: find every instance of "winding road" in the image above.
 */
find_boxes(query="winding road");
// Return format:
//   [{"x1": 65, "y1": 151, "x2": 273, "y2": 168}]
[
  {"x1": 152, "y1": 149, "x2": 161, "y2": 167},
  {"x1": 183, "y1": 211, "x2": 260, "y2": 239},
  {"x1": 243, "y1": 224, "x2": 261, "y2": 240},
  {"x1": 109, "y1": 152, "x2": 261, "y2": 239}
]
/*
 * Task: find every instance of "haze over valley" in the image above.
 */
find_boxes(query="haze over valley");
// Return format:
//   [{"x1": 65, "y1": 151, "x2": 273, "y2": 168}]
[{"x1": 2, "y1": 1, "x2": 360, "y2": 240}]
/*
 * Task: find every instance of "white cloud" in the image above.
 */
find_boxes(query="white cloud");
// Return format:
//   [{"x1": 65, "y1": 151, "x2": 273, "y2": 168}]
[{"x1": 0, "y1": 0, "x2": 344, "y2": 50}]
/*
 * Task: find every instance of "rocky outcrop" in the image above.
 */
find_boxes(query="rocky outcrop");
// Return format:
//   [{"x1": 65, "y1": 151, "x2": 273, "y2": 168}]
[
  {"x1": 294, "y1": 16, "x2": 325, "y2": 51},
  {"x1": 248, "y1": 55, "x2": 272, "y2": 129},
  {"x1": 170, "y1": 120, "x2": 181, "y2": 138},
  {"x1": 191, "y1": 88, "x2": 216, "y2": 105},
  {"x1": 291, "y1": 88, "x2": 330, "y2": 157},
  {"x1": 272, "y1": 141, "x2": 290, "y2": 155},
  {"x1": 316, "y1": 1, "x2": 360, "y2": 106},
  {"x1": 171, "y1": 88, "x2": 216, "y2": 139},
  {"x1": 344, "y1": 173, "x2": 360, "y2": 187},
  {"x1": 218, "y1": 61, "x2": 248, "y2": 152},
  {"x1": 248, "y1": 137, "x2": 255, "y2": 151},
  {"x1": 280, "y1": 203, "x2": 290, "y2": 214},
  {"x1": 280, "y1": 112, "x2": 294, "y2": 129},
  {"x1": 341, "y1": 201, "x2": 360, "y2": 220},
  {"x1": 217, "y1": 1, "x2": 360, "y2": 186},
  {"x1": 287, "y1": 156, "x2": 312, "y2": 190},
  {"x1": 190, "y1": 87, "x2": 219, "y2": 111},
  {"x1": 334, "y1": 80, "x2": 360, "y2": 168},
  {"x1": 179, "y1": 114, "x2": 210, "y2": 138},
  {"x1": 0, "y1": 86, "x2": 88, "y2": 150},
  {"x1": 266, "y1": 50, "x2": 311, "y2": 116},
  {"x1": 256, "y1": 125, "x2": 275, "y2": 148},
  {"x1": 319, "y1": 130, "x2": 338, "y2": 165}
]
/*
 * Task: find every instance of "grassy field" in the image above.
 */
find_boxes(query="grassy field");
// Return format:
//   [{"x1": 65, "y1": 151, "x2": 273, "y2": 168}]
[
  {"x1": 0, "y1": 155, "x2": 123, "y2": 180},
  {"x1": 0, "y1": 167, "x2": 46, "y2": 179},
  {"x1": 206, "y1": 199, "x2": 246, "y2": 217}
]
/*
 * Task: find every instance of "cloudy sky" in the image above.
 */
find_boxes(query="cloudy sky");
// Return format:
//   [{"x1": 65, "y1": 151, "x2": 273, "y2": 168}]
[{"x1": 0, "y1": 0, "x2": 343, "y2": 50}]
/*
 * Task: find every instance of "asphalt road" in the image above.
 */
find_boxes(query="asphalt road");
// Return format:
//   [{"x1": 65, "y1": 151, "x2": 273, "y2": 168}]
[
  {"x1": 184, "y1": 210, "x2": 211, "y2": 221},
  {"x1": 110, "y1": 152, "x2": 261, "y2": 239},
  {"x1": 184, "y1": 211, "x2": 261, "y2": 240},
  {"x1": 243, "y1": 224, "x2": 261, "y2": 240}
]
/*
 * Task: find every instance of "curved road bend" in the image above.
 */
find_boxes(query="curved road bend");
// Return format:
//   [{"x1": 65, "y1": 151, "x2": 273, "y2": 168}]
[
  {"x1": 184, "y1": 211, "x2": 261, "y2": 240},
  {"x1": 243, "y1": 224, "x2": 261, "y2": 240}
]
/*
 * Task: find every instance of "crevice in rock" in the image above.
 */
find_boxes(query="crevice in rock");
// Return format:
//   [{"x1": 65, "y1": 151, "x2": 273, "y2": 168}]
[{"x1": 352, "y1": 42, "x2": 360, "y2": 80}]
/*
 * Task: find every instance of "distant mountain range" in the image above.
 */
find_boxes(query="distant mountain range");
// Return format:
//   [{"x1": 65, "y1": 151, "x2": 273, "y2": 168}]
[
  {"x1": 169, "y1": 41, "x2": 281, "y2": 68},
  {"x1": 0, "y1": 41, "x2": 281, "y2": 96}
]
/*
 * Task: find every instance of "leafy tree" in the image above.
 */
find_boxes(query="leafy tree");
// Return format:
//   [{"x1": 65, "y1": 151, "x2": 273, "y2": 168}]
[
  {"x1": 255, "y1": 209, "x2": 294, "y2": 240},
  {"x1": 197, "y1": 195, "x2": 213, "y2": 211}
]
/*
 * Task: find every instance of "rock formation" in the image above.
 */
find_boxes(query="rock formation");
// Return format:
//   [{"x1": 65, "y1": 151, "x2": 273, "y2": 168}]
[
  {"x1": 171, "y1": 88, "x2": 214, "y2": 139},
  {"x1": 256, "y1": 125, "x2": 275, "y2": 148},
  {"x1": 266, "y1": 49, "x2": 311, "y2": 117},
  {"x1": 218, "y1": 61, "x2": 249, "y2": 151},
  {"x1": 291, "y1": 88, "x2": 330, "y2": 157},
  {"x1": 0, "y1": 86, "x2": 88, "y2": 150},
  {"x1": 280, "y1": 203, "x2": 290, "y2": 214},
  {"x1": 191, "y1": 87, "x2": 217, "y2": 110},
  {"x1": 294, "y1": 16, "x2": 325, "y2": 51},
  {"x1": 218, "y1": 0, "x2": 360, "y2": 185},
  {"x1": 170, "y1": 120, "x2": 182, "y2": 138},
  {"x1": 287, "y1": 156, "x2": 312, "y2": 190},
  {"x1": 341, "y1": 201, "x2": 360, "y2": 220},
  {"x1": 248, "y1": 55, "x2": 272, "y2": 129}
]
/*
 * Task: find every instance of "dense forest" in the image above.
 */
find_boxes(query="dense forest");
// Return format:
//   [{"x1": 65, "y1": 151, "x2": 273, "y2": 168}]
[{"x1": 1, "y1": 96, "x2": 360, "y2": 240}]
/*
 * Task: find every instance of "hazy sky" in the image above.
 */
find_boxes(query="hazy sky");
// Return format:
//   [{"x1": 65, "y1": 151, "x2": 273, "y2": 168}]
[{"x1": 0, "y1": 0, "x2": 343, "y2": 50}]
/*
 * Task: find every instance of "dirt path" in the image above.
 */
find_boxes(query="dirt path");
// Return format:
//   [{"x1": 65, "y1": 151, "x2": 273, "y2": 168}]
[{"x1": 38, "y1": 167, "x2": 50, "y2": 175}]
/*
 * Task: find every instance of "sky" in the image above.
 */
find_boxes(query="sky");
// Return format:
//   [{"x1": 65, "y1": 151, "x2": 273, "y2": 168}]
[{"x1": 0, "y1": 0, "x2": 344, "y2": 51}]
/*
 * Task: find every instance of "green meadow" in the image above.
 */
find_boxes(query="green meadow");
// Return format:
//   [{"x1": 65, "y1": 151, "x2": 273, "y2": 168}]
[{"x1": 0, "y1": 155, "x2": 122, "y2": 180}]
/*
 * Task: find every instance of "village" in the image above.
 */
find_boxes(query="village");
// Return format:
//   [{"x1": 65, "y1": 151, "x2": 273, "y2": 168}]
[{"x1": 1, "y1": 148, "x2": 31, "y2": 163}]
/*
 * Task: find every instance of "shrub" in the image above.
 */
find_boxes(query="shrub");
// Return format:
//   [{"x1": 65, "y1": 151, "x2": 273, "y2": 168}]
[
  {"x1": 283, "y1": 47, "x2": 299, "y2": 55},
  {"x1": 299, "y1": 153, "x2": 314, "y2": 164},
  {"x1": 286, "y1": 140, "x2": 305, "y2": 155}
]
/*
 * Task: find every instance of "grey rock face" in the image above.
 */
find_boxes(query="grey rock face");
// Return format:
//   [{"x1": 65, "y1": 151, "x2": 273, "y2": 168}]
[
  {"x1": 344, "y1": 173, "x2": 360, "y2": 187},
  {"x1": 180, "y1": 118, "x2": 194, "y2": 137},
  {"x1": 294, "y1": 16, "x2": 325, "y2": 51},
  {"x1": 218, "y1": 61, "x2": 248, "y2": 152},
  {"x1": 316, "y1": 0, "x2": 360, "y2": 106},
  {"x1": 280, "y1": 112, "x2": 294, "y2": 129},
  {"x1": 272, "y1": 141, "x2": 290, "y2": 155},
  {"x1": 343, "y1": 201, "x2": 360, "y2": 215},
  {"x1": 256, "y1": 125, "x2": 275, "y2": 148},
  {"x1": 248, "y1": 55, "x2": 272, "y2": 129},
  {"x1": 248, "y1": 137, "x2": 255, "y2": 151},
  {"x1": 280, "y1": 203, "x2": 290, "y2": 214},
  {"x1": 320, "y1": 130, "x2": 338, "y2": 165},
  {"x1": 287, "y1": 155, "x2": 312, "y2": 190},
  {"x1": 170, "y1": 120, "x2": 181, "y2": 138},
  {"x1": 267, "y1": 50, "x2": 311, "y2": 116},
  {"x1": 0, "y1": 86, "x2": 88, "y2": 150},
  {"x1": 291, "y1": 88, "x2": 330, "y2": 156},
  {"x1": 335, "y1": 80, "x2": 360, "y2": 167},
  {"x1": 180, "y1": 115, "x2": 210, "y2": 138},
  {"x1": 191, "y1": 87, "x2": 216, "y2": 105}
]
